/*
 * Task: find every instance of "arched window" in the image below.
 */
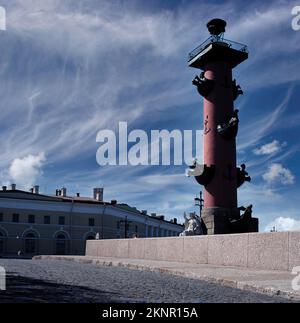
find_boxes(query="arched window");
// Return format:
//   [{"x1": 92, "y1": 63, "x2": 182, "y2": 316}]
[
  {"x1": 25, "y1": 233, "x2": 37, "y2": 254},
  {"x1": 55, "y1": 233, "x2": 69, "y2": 255},
  {"x1": 0, "y1": 231, "x2": 5, "y2": 254}
]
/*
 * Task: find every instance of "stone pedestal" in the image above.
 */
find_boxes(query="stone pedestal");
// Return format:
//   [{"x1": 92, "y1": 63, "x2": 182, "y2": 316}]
[
  {"x1": 202, "y1": 207, "x2": 259, "y2": 235},
  {"x1": 248, "y1": 217, "x2": 259, "y2": 233}
]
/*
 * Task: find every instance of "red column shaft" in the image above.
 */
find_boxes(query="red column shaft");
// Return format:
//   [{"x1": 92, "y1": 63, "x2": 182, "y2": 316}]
[{"x1": 203, "y1": 62, "x2": 237, "y2": 209}]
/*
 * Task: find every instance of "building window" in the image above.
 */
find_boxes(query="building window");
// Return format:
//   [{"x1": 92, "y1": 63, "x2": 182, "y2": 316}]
[
  {"x1": 59, "y1": 216, "x2": 65, "y2": 225},
  {"x1": 88, "y1": 218, "x2": 95, "y2": 227},
  {"x1": 0, "y1": 213, "x2": 3, "y2": 222},
  {"x1": 12, "y1": 214, "x2": 19, "y2": 223},
  {"x1": 28, "y1": 214, "x2": 35, "y2": 224},
  {"x1": 55, "y1": 233, "x2": 68, "y2": 255},
  {"x1": 44, "y1": 216, "x2": 50, "y2": 225},
  {"x1": 0, "y1": 231, "x2": 5, "y2": 253},
  {"x1": 117, "y1": 221, "x2": 120, "y2": 229},
  {"x1": 24, "y1": 233, "x2": 37, "y2": 254},
  {"x1": 135, "y1": 225, "x2": 138, "y2": 233},
  {"x1": 153, "y1": 227, "x2": 158, "y2": 237}
]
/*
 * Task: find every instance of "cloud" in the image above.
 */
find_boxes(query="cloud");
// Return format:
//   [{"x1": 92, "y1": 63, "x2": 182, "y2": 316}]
[
  {"x1": 253, "y1": 140, "x2": 285, "y2": 155},
  {"x1": 0, "y1": 0, "x2": 299, "y2": 225},
  {"x1": 8, "y1": 153, "x2": 46, "y2": 188},
  {"x1": 264, "y1": 217, "x2": 300, "y2": 232},
  {"x1": 262, "y1": 163, "x2": 295, "y2": 185},
  {"x1": 238, "y1": 87, "x2": 293, "y2": 151},
  {"x1": 0, "y1": 0, "x2": 297, "y2": 171},
  {"x1": 238, "y1": 180, "x2": 300, "y2": 231}
]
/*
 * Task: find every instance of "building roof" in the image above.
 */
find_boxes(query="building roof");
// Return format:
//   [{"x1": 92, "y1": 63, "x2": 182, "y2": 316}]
[{"x1": 0, "y1": 188, "x2": 183, "y2": 227}]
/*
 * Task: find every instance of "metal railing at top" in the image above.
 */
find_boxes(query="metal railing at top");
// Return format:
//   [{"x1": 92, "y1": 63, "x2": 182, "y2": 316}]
[{"x1": 188, "y1": 36, "x2": 248, "y2": 62}]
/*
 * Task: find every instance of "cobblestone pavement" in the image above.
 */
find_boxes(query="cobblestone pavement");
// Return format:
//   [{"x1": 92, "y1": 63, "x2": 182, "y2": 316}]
[{"x1": 0, "y1": 259, "x2": 295, "y2": 303}]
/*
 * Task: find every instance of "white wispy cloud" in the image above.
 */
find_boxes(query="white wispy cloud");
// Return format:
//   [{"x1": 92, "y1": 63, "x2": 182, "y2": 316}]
[
  {"x1": 238, "y1": 87, "x2": 293, "y2": 151},
  {"x1": 262, "y1": 163, "x2": 295, "y2": 185},
  {"x1": 253, "y1": 140, "x2": 286, "y2": 155},
  {"x1": 0, "y1": 0, "x2": 296, "y2": 170},
  {"x1": 0, "y1": 0, "x2": 299, "y2": 225}
]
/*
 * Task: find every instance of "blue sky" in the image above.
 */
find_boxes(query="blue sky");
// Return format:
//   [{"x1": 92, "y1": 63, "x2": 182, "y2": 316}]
[{"x1": 0, "y1": 0, "x2": 300, "y2": 231}]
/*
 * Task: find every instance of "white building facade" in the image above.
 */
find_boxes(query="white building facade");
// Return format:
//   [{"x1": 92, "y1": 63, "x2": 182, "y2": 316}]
[{"x1": 0, "y1": 186, "x2": 183, "y2": 257}]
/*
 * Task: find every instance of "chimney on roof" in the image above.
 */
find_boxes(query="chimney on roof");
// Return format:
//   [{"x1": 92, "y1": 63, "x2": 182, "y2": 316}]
[
  {"x1": 173, "y1": 218, "x2": 177, "y2": 224},
  {"x1": 33, "y1": 185, "x2": 39, "y2": 194},
  {"x1": 11, "y1": 184, "x2": 16, "y2": 191},
  {"x1": 93, "y1": 188, "x2": 103, "y2": 201},
  {"x1": 61, "y1": 187, "x2": 67, "y2": 197},
  {"x1": 2, "y1": 186, "x2": 7, "y2": 191},
  {"x1": 151, "y1": 213, "x2": 157, "y2": 217},
  {"x1": 141, "y1": 210, "x2": 147, "y2": 215},
  {"x1": 111, "y1": 200, "x2": 117, "y2": 205},
  {"x1": 76, "y1": 193, "x2": 80, "y2": 197}
]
